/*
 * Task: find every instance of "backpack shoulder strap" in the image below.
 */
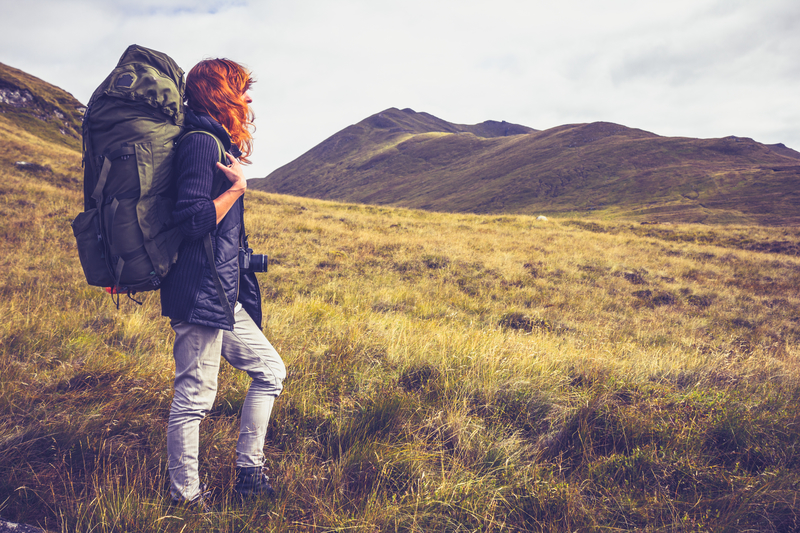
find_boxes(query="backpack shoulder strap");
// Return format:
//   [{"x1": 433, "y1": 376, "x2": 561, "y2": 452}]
[
  {"x1": 178, "y1": 130, "x2": 225, "y2": 163},
  {"x1": 178, "y1": 130, "x2": 227, "y2": 197}
]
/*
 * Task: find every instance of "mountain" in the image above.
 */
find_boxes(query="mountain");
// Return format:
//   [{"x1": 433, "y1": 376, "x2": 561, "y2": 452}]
[
  {"x1": 250, "y1": 108, "x2": 800, "y2": 225},
  {"x1": 0, "y1": 62, "x2": 85, "y2": 151}
]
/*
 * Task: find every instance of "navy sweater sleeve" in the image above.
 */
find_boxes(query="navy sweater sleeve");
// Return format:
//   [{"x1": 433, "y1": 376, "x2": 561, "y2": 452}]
[{"x1": 172, "y1": 133, "x2": 220, "y2": 240}]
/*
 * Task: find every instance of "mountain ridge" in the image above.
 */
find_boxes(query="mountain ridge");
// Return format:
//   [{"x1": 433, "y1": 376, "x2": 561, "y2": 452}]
[{"x1": 251, "y1": 108, "x2": 800, "y2": 225}]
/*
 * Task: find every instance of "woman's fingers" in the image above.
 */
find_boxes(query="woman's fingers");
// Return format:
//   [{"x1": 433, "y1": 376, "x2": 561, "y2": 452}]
[{"x1": 216, "y1": 153, "x2": 246, "y2": 184}]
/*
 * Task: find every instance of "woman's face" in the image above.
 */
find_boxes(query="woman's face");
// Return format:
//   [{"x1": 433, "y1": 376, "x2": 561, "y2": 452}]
[{"x1": 241, "y1": 90, "x2": 253, "y2": 106}]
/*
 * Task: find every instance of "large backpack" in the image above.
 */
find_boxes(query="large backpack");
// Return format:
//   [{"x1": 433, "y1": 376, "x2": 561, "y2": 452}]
[{"x1": 72, "y1": 44, "x2": 188, "y2": 297}]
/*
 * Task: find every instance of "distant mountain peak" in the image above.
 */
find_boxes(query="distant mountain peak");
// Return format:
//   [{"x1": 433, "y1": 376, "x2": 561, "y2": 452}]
[
  {"x1": 250, "y1": 107, "x2": 800, "y2": 225},
  {"x1": 360, "y1": 107, "x2": 536, "y2": 138}
]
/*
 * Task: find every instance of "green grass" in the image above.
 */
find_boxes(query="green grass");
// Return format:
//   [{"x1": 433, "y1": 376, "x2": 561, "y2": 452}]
[{"x1": 3, "y1": 112, "x2": 800, "y2": 531}]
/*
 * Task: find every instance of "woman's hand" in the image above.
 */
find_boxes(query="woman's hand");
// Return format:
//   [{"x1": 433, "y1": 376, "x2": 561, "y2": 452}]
[
  {"x1": 213, "y1": 153, "x2": 247, "y2": 224},
  {"x1": 216, "y1": 153, "x2": 247, "y2": 193}
]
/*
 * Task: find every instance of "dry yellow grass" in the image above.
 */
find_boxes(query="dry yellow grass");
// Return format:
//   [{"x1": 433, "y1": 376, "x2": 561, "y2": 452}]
[
  {"x1": 2, "y1": 118, "x2": 800, "y2": 530},
  {"x1": 247, "y1": 193, "x2": 800, "y2": 385}
]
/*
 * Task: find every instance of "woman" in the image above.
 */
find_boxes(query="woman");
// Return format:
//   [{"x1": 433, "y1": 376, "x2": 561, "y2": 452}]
[{"x1": 160, "y1": 58, "x2": 286, "y2": 509}]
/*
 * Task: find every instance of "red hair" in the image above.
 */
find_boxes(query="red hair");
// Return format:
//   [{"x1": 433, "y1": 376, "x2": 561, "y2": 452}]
[{"x1": 185, "y1": 58, "x2": 255, "y2": 163}]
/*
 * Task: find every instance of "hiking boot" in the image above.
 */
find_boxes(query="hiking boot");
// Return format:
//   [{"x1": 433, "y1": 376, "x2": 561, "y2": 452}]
[
  {"x1": 234, "y1": 466, "x2": 275, "y2": 498},
  {"x1": 171, "y1": 485, "x2": 212, "y2": 513}
]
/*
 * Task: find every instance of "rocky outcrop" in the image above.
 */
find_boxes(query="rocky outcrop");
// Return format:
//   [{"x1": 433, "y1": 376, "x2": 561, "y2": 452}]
[
  {"x1": 0, "y1": 82, "x2": 83, "y2": 140},
  {"x1": 0, "y1": 86, "x2": 34, "y2": 107}
]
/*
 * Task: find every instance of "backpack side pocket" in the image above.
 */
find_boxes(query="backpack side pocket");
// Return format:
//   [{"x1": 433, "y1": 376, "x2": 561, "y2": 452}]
[{"x1": 71, "y1": 208, "x2": 115, "y2": 287}]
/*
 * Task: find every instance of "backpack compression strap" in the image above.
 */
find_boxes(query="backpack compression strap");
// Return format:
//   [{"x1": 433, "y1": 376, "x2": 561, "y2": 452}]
[{"x1": 91, "y1": 146, "x2": 138, "y2": 292}]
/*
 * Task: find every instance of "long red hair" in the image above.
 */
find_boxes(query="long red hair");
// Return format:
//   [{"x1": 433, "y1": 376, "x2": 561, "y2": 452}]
[{"x1": 185, "y1": 58, "x2": 255, "y2": 163}]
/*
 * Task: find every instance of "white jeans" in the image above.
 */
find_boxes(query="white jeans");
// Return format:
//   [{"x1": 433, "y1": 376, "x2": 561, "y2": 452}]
[{"x1": 167, "y1": 307, "x2": 286, "y2": 501}]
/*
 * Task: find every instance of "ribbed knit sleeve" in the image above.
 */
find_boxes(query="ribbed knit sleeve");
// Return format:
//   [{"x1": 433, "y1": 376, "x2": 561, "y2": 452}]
[{"x1": 172, "y1": 133, "x2": 220, "y2": 240}]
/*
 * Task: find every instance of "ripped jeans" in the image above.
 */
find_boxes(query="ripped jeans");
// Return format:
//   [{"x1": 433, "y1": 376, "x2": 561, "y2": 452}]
[{"x1": 167, "y1": 307, "x2": 286, "y2": 502}]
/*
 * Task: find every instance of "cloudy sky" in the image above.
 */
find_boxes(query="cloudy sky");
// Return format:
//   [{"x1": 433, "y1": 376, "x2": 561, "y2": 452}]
[{"x1": 1, "y1": 0, "x2": 798, "y2": 178}]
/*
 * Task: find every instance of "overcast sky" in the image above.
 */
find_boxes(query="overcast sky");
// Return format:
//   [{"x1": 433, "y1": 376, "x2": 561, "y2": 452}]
[{"x1": 2, "y1": 0, "x2": 798, "y2": 178}]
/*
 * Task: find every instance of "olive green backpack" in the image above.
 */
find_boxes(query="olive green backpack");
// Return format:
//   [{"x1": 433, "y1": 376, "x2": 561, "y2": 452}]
[{"x1": 71, "y1": 44, "x2": 222, "y2": 300}]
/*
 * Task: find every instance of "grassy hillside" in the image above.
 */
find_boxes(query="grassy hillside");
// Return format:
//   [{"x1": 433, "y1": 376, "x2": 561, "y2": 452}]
[
  {"x1": 3, "y1": 99, "x2": 800, "y2": 531},
  {"x1": 251, "y1": 108, "x2": 800, "y2": 225},
  {"x1": 0, "y1": 62, "x2": 85, "y2": 151}
]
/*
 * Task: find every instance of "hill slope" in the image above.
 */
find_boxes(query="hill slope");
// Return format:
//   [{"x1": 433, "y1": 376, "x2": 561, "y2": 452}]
[
  {"x1": 0, "y1": 62, "x2": 84, "y2": 205},
  {"x1": 251, "y1": 108, "x2": 800, "y2": 225},
  {"x1": 0, "y1": 62, "x2": 85, "y2": 151}
]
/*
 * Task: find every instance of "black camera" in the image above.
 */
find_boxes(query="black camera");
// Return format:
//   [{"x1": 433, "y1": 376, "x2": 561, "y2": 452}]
[{"x1": 239, "y1": 247, "x2": 268, "y2": 273}]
